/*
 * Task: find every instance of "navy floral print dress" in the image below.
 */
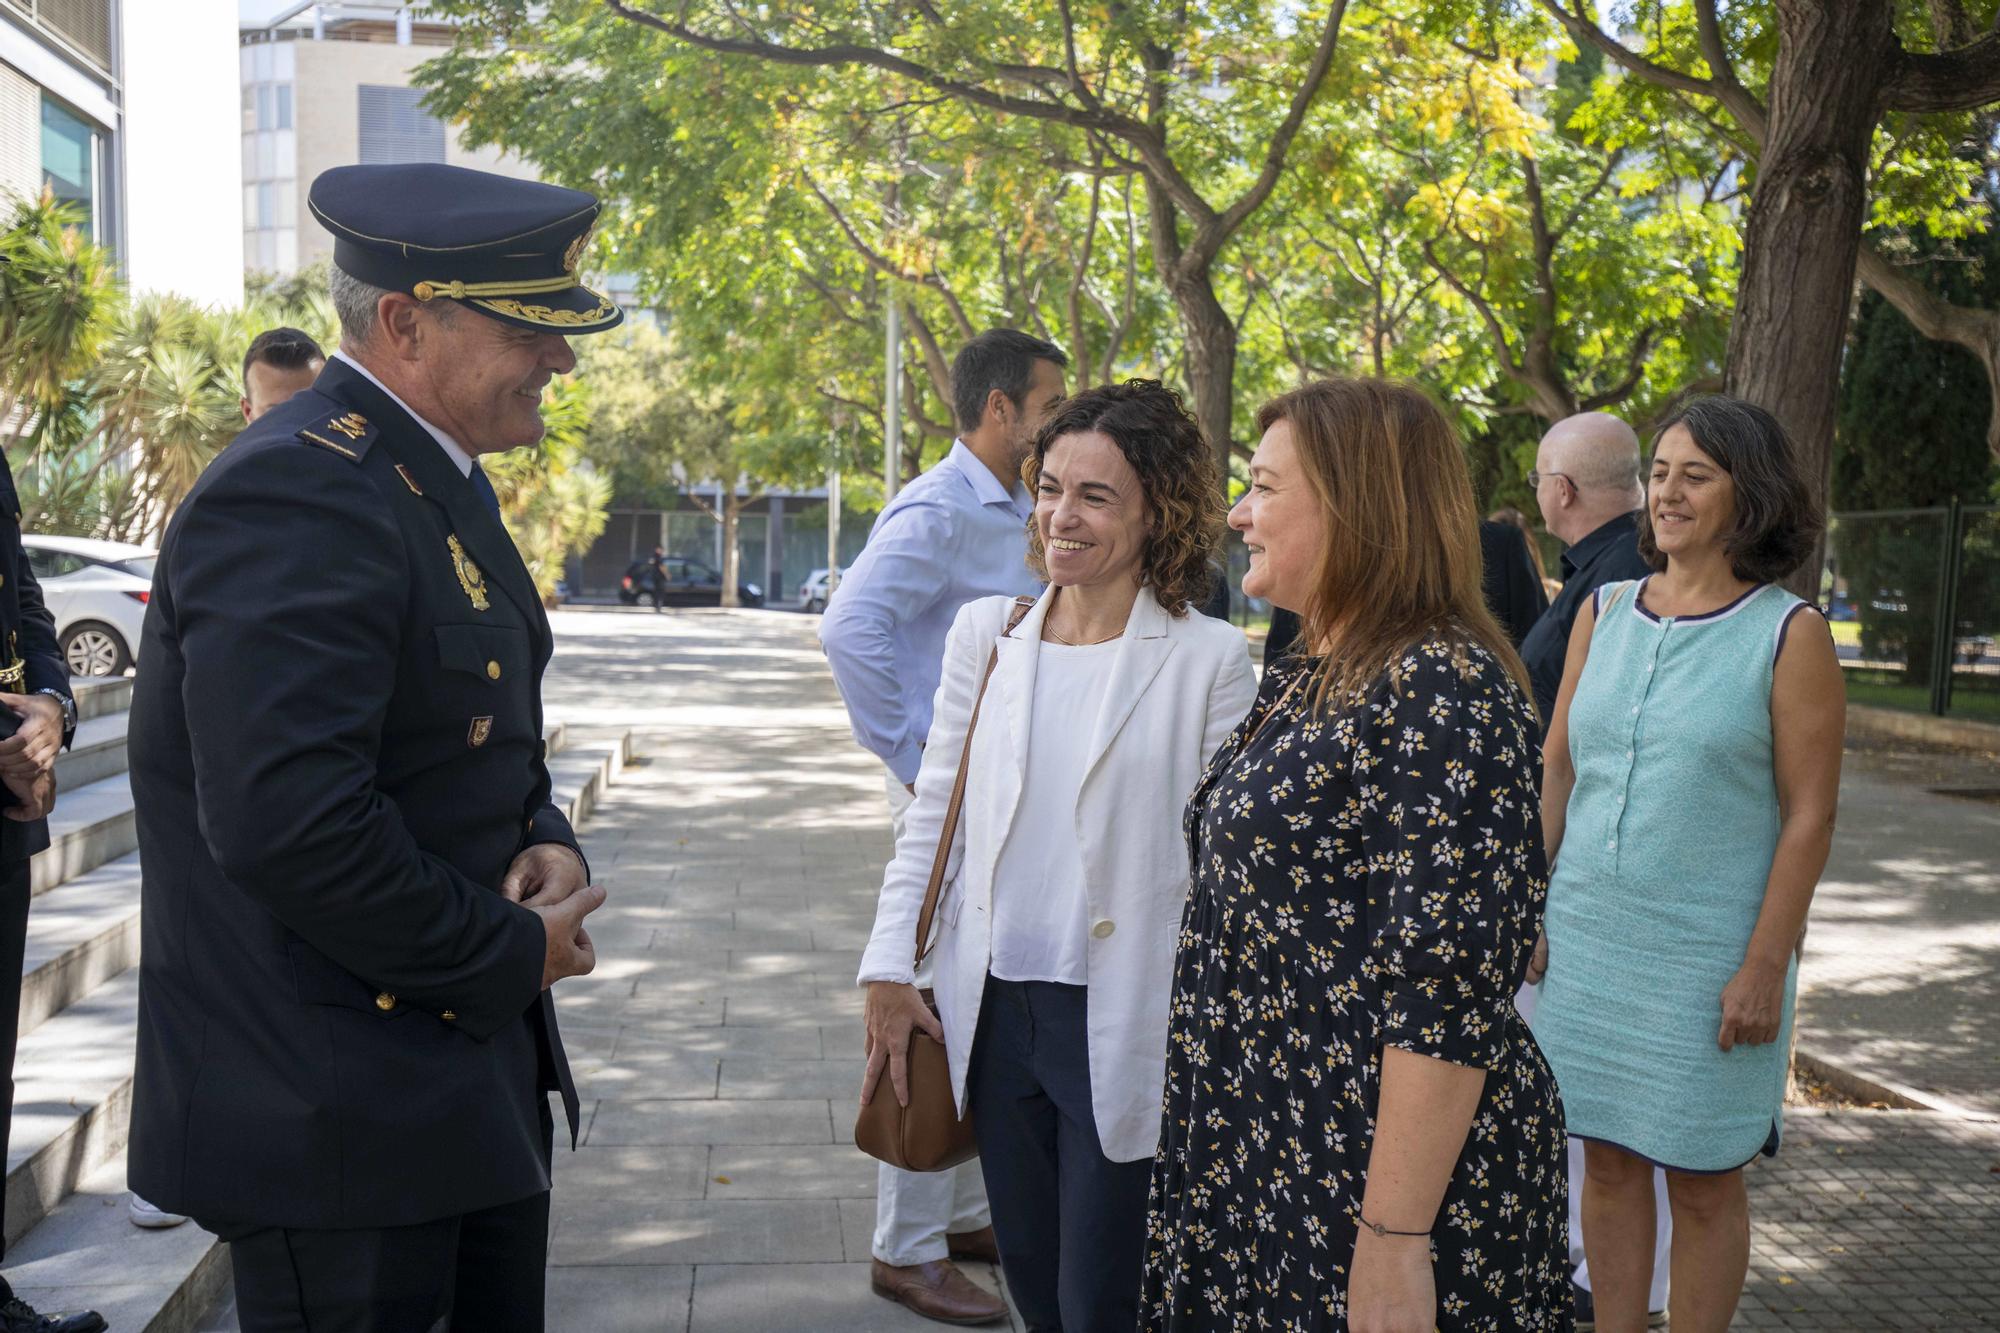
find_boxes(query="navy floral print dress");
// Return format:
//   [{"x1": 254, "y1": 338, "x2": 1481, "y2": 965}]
[{"x1": 1141, "y1": 638, "x2": 1572, "y2": 1331}]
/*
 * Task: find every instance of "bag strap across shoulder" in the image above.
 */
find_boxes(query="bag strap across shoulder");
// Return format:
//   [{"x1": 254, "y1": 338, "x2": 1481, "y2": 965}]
[{"x1": 912, "y1": 595, "x2": 1036, "y2": 967}]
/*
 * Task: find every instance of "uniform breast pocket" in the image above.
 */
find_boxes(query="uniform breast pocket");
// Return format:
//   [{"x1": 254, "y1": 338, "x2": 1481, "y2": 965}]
[{"x1": 434, "y1": 623, "x2": 531, "y2": 689}]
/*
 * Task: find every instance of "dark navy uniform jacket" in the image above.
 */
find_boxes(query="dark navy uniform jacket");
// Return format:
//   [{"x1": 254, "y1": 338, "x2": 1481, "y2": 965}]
[
  {"x1": 0, "y1": 454, "x2": 73, "y2": 865},
  {"x1": 128, "y1": 357, "x2": 581, "y2": 1231}
]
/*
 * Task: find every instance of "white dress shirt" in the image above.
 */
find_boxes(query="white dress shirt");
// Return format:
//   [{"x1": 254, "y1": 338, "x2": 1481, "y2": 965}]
[
  {"x1": 330, "y1": 349, "x2": 475, "y2": 478},
  {"x1": 988, "y1": 638, "x2": 1118, "y2": 986}
]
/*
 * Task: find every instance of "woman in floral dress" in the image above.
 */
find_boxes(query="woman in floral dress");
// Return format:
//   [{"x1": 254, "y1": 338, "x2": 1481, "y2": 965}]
[{"x1": 1142, "y1": 378, "x2": 1571, "y2": 1332}]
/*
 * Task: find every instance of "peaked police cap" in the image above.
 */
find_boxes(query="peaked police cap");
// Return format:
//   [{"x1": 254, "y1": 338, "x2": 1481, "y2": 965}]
[{"x1": 309, "y1": 164, "x2": 623, "y2": 335}]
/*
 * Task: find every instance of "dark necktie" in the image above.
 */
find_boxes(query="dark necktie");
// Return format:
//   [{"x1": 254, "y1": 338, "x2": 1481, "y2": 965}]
[{"x1": 469, "y1": 460, "x2": 503, "y2": 520}]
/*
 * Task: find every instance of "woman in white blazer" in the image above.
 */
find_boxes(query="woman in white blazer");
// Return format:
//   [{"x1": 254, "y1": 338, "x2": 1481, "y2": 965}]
[{"x1": 858, "y1": 380, "x2": 1257, "y2": 1332}]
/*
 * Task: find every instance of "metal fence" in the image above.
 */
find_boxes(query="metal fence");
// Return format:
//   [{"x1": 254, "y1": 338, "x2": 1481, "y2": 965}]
[{"x1": 1823, "y1": 501, "x2": 1999, "y2": 723}]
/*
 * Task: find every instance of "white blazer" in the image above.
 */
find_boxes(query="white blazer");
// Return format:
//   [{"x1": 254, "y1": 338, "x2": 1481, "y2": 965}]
[{"x1": 858, "y1": 586, "x2": 1258, "y2": 1161}]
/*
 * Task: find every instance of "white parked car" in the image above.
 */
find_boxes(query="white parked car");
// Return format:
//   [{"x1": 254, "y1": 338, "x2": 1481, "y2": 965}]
[
  {"x1": 799, "y1": 568, "x2": 836, "y2": 614},
  {"x1": 21, "y1": 535, "x2": 155, "y2": 677}
]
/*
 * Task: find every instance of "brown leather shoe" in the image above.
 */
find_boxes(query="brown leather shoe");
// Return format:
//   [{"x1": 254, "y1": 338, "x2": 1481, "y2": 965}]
[
  {"x1": 946, "y1": 1225, "x2": 1000, "y2": 1264},
  {"x1": 869, "y1": 1258, "x2": 1007, "y2": 1326}
]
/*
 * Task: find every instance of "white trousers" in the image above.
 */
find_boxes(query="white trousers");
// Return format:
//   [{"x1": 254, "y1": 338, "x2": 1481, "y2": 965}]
[
  {"x1": 1516, "y1": 982, "x2": 1672, "y2": 1308},
  {"x1": 871, "y1": 771, "x2": 992, "y2": 1266}
]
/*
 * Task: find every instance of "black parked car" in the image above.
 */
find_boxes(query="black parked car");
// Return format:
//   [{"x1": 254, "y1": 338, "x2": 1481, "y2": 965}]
[{"x1": 619, "y1": 555, "x2": 765, "y2": 608}]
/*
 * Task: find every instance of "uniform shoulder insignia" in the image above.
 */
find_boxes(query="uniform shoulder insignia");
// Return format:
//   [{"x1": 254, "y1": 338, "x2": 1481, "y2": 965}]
[{"x1": 297, "y1": 411, "x2": 379, "y2": 462}]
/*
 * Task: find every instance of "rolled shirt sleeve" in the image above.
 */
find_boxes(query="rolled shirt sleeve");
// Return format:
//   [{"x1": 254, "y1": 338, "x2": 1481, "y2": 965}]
[{"x1": 818, "y1": 502, "x2": 954, "y2": 786}]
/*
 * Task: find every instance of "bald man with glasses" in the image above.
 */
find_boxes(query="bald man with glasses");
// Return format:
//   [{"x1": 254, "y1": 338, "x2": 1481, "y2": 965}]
[{"x1": 1516, "y1": 412, "x2": 1656, "y2": 730}]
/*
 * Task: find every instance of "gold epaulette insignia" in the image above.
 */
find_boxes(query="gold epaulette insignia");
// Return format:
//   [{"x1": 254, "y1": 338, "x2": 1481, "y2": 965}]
[
  {"x1": 448, "y1": 534, "x2": 491, "y2": 611},
  {"x1": 395, "y1": 464, "x2": 424, "y2": 495},
  {"x1": 298, "y1": 410, "x2": 378, "y2": 462}
]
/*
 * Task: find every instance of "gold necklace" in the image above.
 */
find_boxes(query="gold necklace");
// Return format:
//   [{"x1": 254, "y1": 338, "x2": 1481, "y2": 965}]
[{"x1": 1045, "y1": 621, "x2": 1124, "y2": 647}]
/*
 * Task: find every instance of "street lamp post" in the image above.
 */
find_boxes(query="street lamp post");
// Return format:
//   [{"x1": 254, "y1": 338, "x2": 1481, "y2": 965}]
[{"x1": 883, "y1": 301, "x2": 901, "y2": 503}]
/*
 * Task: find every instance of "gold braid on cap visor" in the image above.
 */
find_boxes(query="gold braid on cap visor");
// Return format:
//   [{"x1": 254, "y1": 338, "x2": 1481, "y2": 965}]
[{"x1": 411, "y1": 273, "x2": 580, "y2": 301}]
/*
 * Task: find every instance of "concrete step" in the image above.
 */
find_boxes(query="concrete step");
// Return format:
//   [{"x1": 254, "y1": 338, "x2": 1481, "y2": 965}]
[
  {"x1": 546, "y1": 733, "x2": 629, "y2": 829},
  {"x1": 31, "y1": 772, "x2": 134, "y2": 897},
  {"x1": 4, "y1": 968, "x2": 139, "y2": 1251},
  {"x1": 19, "y1": 851, "x2": 140, "y2": 1038},
  {"x1": 3, "y1": 1155, "x2": 228, "y2": 1333},
  {"x1": 72, "y1": 676, "x2": 132, "y2": 723},
  {"x1": 54, "y1": 710, "x2": 130, "y2": 792}
]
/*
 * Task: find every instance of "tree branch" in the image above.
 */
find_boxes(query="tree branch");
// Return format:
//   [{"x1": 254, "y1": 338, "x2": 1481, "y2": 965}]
[
  {"x1": 1579, "y1": 326, "x2": 1660, "y2": 412},
  {"x1": 1693, "y1": 0, "x2": 1771, "y2": 143},
  {"x1": 1882, "y1": 30, "x2": 2000, "y2": 112},
  {"x1": 802, "y1": 171, "x2": 976, "y2": 340},
  {"x1": 601, "y1": 0, "x2": 1215, "y2": 222},
  {"x1": 1855, "y1": 241, "x2": 2000, "y2": 455},
  {"x1": 1196, "y1": 1, "x2": 1350, "y2": 267}
]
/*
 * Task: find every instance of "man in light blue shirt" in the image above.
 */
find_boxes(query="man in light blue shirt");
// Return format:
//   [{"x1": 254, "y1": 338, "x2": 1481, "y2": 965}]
[{"x1": 821, "y1": 328, "x2": 1066, "y2": 1325}]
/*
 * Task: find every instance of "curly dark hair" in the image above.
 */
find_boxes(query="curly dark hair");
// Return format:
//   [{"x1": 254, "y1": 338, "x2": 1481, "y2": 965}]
[
  {"x1": 1637, "y1": 395, "x2": 1822, "y2": 582},
  {"x1": 1022, "y1": 379, "x2": 1224, "y2": 615}
]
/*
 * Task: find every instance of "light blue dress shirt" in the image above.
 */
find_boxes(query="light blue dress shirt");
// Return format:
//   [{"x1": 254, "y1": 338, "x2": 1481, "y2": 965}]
[{"x1": 819, "y1": 441, "x2": 1041, "y2": 784}]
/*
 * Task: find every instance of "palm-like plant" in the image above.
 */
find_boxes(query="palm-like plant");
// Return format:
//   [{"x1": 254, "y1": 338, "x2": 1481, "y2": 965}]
[{"x1": 1, "y1": 189, "x2": 122, "y2": 455}]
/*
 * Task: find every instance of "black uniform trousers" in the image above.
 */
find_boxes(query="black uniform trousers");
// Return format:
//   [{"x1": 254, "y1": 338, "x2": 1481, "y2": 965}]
[
  {"x1": 966, "y1": 977, "x2": 1152, "y2": 1333},
  {"x1": 217, "y1": 1096, "x2": 554, "y2": 1333},
  {"x1": 0, "y1": 859, "x2": 29, "y2": 1260}
]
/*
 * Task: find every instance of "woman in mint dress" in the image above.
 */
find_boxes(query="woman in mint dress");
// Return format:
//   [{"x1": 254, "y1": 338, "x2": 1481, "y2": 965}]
[{"x1": 1529, "y1": 396, "x2": 1845, "y2": 1333}]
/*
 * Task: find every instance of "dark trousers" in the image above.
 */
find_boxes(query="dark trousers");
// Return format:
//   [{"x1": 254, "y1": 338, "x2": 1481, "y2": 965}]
[
  {"x1": 222, "y1": 1100, "x2": 554, "y2": 1333},
  {"x1": 0, "y1": 859, "x2": 28, "y2": 1263},
  {"x1": 966, "y1": 977, "x2": 1152, "y2": 1333}
]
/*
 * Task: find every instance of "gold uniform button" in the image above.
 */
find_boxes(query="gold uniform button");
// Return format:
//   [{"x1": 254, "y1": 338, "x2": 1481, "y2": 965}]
[
  {"x1": 374, "y1": 992, "x2": 397, "y2": 1012},
  {"x1": 486, "y1": 660, "x2": 502, "y2": 680},
  {"x1": 441, "y1": 1009, "x2": 458, "y2": 1022}
]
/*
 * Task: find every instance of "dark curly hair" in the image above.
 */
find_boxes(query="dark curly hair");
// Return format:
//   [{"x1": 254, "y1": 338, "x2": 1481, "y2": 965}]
[
  {"x1": 1022, "y1": 379, "x2": 1224, "y2": 615},
  {"x1": 1637, "y1": 395, "x2": 1822, "y2": 582}
]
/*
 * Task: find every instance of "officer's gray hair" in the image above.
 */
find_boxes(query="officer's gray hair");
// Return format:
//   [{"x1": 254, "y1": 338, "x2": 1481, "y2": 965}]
[{"x1": 328, "y1": 266, "x2": 455, "y2": 344}]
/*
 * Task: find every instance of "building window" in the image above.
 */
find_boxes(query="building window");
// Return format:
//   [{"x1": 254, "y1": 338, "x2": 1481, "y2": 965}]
[
  {"x1": 39, "y1": 96, "x2": 99, "y2": 241},
  {"x1": 357, "y1": 85, "x2": 445, "y2": 165}
]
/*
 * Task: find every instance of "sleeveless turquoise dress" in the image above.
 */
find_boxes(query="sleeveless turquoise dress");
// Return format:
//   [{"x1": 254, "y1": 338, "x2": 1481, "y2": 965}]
[{"x1": 1531, "y1": 577, "x2": 1813, "y2": 1173}]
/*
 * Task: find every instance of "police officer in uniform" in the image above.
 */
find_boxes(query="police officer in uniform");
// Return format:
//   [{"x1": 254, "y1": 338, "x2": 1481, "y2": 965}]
[
  {"x1": 0, "y1": 255, "x2": 103, "y2": 1333},
  {"x1": 127, "y1": 165, "x2": 622, "y2": 1331}
]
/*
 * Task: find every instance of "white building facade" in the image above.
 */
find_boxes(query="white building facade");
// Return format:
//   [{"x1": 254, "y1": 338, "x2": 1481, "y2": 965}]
[{"x1": 2, "y1": 0, "x2": 244, "y2": 308}]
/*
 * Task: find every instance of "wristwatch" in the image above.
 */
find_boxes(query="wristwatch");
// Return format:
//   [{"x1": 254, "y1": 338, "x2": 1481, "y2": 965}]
[{"x1": 33, "y1": 688, "x2": 77, "y2": 732}]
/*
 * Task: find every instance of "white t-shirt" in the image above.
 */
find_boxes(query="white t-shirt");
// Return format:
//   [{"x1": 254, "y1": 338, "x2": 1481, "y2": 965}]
[{"x1": 988, "y1": 638, "x2": 1119, "y2": 986}]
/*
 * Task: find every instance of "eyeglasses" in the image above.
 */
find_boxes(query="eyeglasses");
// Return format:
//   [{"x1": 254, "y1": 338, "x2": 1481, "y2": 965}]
[{"x1": 1527, "y1": 470, "x2": 1572, "y2": 490}]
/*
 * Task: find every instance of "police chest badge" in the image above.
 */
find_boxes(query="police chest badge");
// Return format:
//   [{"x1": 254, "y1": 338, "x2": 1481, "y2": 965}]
[
  {"x1": 447, "y1": 535, "x2": 490, "y2": 611},
  {"x1": 468, "y1": 716, "x2": 494, "y2": 748}
]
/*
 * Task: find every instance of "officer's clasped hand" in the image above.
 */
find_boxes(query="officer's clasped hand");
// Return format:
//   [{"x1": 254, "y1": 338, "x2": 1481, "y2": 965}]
[
  {"x1": 0, "y1": 693, "x2": 64, "y2": 781},
  {"x1": 532, "y1": 882, "x2": 604, "y2": 990}
]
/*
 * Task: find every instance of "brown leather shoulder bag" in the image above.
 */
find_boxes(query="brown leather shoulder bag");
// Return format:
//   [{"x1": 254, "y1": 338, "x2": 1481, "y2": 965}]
[{"x1": 854, "y1": 596, "x2": 1034, "y2": 1172}]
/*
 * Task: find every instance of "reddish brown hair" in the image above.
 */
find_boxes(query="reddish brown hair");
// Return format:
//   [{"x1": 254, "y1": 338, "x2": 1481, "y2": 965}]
[{"x1": 1259, "y1": 377, "x2": 1533, "y2": 710}]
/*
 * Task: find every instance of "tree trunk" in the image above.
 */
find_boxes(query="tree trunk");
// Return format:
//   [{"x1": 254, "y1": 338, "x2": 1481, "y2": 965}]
[
  {"x1": 720, "y1": 486, "x2": 742, "y2": 609},
  {"x1": 1723, "y1": 1, "x2": 1895, "y2": 598},
  {"x1": 1174, "y1": 272, "x2": 1239, "y2": 482}
]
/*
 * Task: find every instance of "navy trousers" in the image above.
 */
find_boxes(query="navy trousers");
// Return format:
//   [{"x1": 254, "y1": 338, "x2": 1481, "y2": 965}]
[{"x1": 966, "y1": 977, "x2": 1152, "y2": 1333}]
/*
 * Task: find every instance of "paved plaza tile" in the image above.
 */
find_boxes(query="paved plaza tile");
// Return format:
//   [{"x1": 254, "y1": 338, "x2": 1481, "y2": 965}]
[{"x1": 528, "y1": 608, "x2": 1999, "y2": 1331}]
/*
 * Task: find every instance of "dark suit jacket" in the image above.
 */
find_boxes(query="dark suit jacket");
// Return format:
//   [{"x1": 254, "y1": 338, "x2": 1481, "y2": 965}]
[
  {"x1": 128, "y1": 358, "x2": 581, "y2": 1231},
  {"x1": 0, "y1": 454, "x2": 76, "y2": 864},
  {"x1": 1261, "y1": 520, "x2": 1549, "y2": 668},
  {"x1": 1479, "y1": 519, "x2": 1549, "y2": 648}
]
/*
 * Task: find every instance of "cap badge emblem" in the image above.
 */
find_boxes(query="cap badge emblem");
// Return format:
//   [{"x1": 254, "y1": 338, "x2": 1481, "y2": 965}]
[
  {"x1": 327, "y1": 412, "x2": 370, "y2": 441},
  {"x1": 447, "y1": 535, "x2": 490, "y2": 611},
  {"x1": 468, "y1": 716, "x2": 493, "y2": 748},
  {"x1": 563, "y1": 225, "x2": 594, "y2": 275}
]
